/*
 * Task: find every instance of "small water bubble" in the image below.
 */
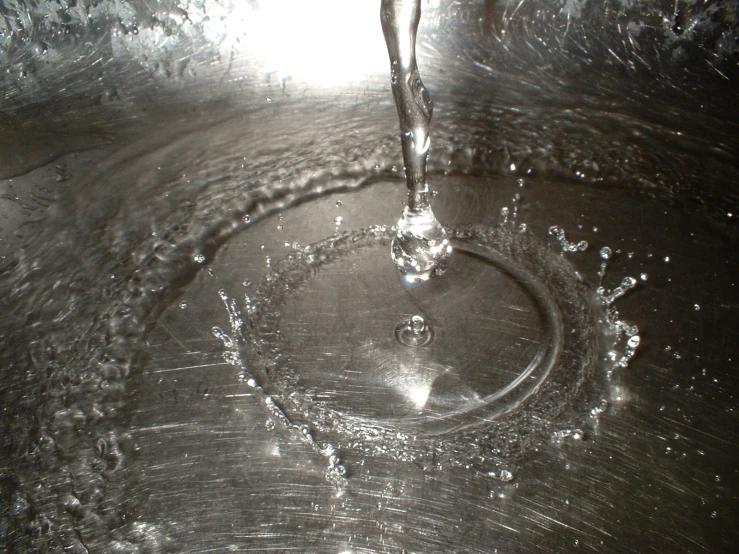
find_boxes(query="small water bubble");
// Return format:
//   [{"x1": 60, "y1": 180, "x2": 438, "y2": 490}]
[
  {"x1": 277, "y1": 224, "x2": 283, "y2": 231},
  {"x1": 334, "y1": 216, "x2": 343, "y2": 226},
  {"x1": 711, "y1": 511, "x2": 718, "y2": 519},
  {"x1": 592, "y1": 226, "x2": 598, "y2": 233},
  {"x1": 193, "y1": 254, "x2": 206, "y2": 264},
  {"x1": 518, "y1": 223, "x2": 527, "y2": 233},
  {"x1": 664, "y1": 256, "x2": 670, "y2": 262},
  {"x1": 243, "y1": 215, "x2": 251, "y2": 224},
  {"x1": 499, "y1": 469, "x2": 514, "y2": 482},
  {"x1": 509, "y1": 163, "x2": 516, "y2": 172},
  {"x1": 627, "y1": 335, "x2": 641, "y2": 348},
  {"x1": 265, "y1": 256, "x2": 272, "y2": 266},
  {"x1": 622, "y1": 276, "x2": 637, "y2": 288},
  {"x1": 694, "y1": 304, "x2": 700, "y2": 311},
  {"x1": 599, "y1": 246, "x2": 612, "y2": 260},
  {"x1": 516, "y1": 178, "x2": 524, "y2": 187},
  {"x1": 242, "y1": 279, "x2": 251, "y2": 287},
  {"x1": 410, "y1": 315, "x2": 426, "y2": 334},
  {"x1": 179, "y1": 301, "x2": 187, "y2": 309},
  {"x1": 336, "y1": 200, "x2": 343, "y2": 207},
  {"x1": 500, "y1": 206, "x2": 509, "y2": 218},
  {"x1": 640, "y1": 273, "x2": 648, "y2": 281},
  {"x1": 577, "y1": 240, "x2": 588, "y2": 251}
]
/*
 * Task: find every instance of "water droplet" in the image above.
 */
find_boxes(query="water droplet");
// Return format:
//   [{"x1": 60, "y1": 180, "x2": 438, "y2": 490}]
[
  {"x1": 394, "y1": 315, "x2": 434, "y2": 347},
  {"x1": 622, "y1": 276, "x2": 637, "y2": 288},
  {"x1": 410, "y1": 315, "x2": 426, "y2": 334},
  {"x1": 599, "y1": 246, "x2": 612, "y2": 260}
]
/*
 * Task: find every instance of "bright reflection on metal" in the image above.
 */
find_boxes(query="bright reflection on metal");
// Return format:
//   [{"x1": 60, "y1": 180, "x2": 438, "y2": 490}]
[
  {"x1": 406, "y1": 384, "x2": 432, "y2": 409},
  {"x1": 213, "y1": 0, "x2": 388, "y2": 86}
]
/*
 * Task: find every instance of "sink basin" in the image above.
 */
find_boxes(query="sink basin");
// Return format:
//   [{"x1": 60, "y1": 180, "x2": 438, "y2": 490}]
[{"x1": 1, "y1": 1, "x2": 737, "y2": 552}]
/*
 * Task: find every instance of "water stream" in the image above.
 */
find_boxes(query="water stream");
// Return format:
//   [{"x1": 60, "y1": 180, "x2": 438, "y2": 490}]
[{"x1": 381, "y1": 0, "x2": 451, "y2": 282}]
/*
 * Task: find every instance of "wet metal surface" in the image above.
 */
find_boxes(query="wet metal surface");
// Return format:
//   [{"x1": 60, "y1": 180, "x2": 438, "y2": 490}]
[{"x1": 1, "y1": 1, "x2": 738, "y2": 553}]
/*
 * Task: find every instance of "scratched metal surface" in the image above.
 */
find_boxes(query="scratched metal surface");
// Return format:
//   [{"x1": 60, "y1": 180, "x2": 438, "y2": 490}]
[
  {"x1": 1, "y1": 1, "x2": 738, "y2": 553},
  {"x1": 132, "y1": 178, "x2": 738, "y2": 553}
]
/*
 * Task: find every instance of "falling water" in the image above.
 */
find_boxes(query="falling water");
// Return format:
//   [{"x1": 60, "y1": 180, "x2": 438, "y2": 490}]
[{"x1": 381, "y1": 0, "x2": 451, "y2": 283}]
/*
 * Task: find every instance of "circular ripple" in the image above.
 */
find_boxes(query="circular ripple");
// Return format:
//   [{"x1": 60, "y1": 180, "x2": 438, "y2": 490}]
[{"x1": 244, "y1": 224, "x2": 605, "y2": 449}]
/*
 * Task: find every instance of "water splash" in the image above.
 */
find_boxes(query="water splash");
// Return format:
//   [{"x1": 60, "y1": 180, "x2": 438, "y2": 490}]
[
  {"x1": 212, "y1": 289, "x2": 348, "y2": 488},
  {"x1": 214, "y1": 219, "x2": 644, "y2": 482}
]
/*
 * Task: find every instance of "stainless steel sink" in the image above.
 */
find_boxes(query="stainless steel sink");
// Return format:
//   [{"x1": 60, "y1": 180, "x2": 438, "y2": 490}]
[{"x1": 1, "y1": 1, "x2": 737, "y2": 552}]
